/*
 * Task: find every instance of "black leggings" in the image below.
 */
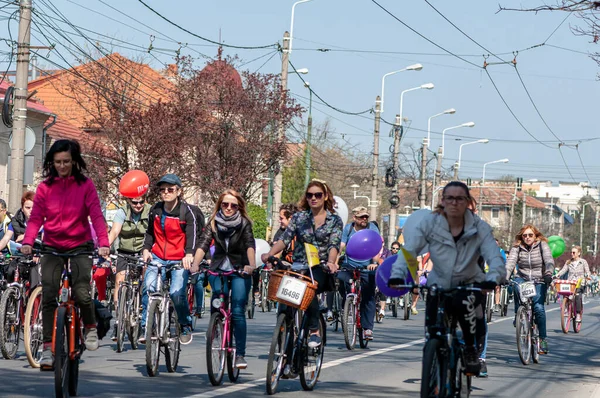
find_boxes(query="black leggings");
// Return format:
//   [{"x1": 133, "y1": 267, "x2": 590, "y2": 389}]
[{"x1": 425, "y1": 290, "x2": 486, "y2": 349}]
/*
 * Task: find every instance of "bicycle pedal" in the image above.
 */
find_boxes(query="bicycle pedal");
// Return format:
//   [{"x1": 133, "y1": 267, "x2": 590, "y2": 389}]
[{"x1": 40, "y1": 364, "x2": 54, "y2": 372}]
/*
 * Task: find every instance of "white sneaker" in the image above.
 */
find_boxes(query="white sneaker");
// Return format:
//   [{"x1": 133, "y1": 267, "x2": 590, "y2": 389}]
[
  {"x1": 84, "y1": 328, "x2": 99, "y2": 351},
  {"x1": 378, "y1": 309, "x2": 385, "y2": 318}
]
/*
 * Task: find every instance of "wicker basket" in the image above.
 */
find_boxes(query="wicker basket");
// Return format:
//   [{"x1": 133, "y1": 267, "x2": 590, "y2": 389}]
[
  {"x1": 267, "y1": 270, "x2": 318, "y2": 311},
  {"x1": 555, "y1": 280, "x2": 577, "y2": 296}
]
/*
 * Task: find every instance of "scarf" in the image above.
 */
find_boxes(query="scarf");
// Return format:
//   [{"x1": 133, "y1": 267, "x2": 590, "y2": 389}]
[{"x1": 215, "y1": 210, "x2": 242, "y2": 237}]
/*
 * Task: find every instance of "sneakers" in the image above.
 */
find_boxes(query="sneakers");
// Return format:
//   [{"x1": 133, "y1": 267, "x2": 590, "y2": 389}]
[
  {"x1": 576, "y1": 313, "x2": 582, "y2": 323},
  {"x1": 378, "y1": 309, "x2": 385, "y2": 318},
  {"x1": 111, "y1": 324, "x2": 118, "y2": 342},
  {"x1": 235, "y1": 356, "x2": 248, "y2": 369},
  {"x1": 411, "y1": 307, "x2": 418, "y2": 315},
  {"x1": 138, "y1": 327, "x2": 146, "y2": 344},
  {"x1": 463, "y1": 346, "x2": 481, "y2": 376},
  {"x1": 180, "y1": 325, "x2": 193, "y2": 345},
  {"x1": 326, "y1": 310, "x2": 333, "y2": 322},
  {"x1": 308, "y1": 333, "x2": 321, "y2": 348},
  {"x1": 539, "y1": 339, "x2": 549, "y2": 354},
  {"x1": 84, "y1": 328, "x2": 99, "y2": 351},
  {"x1": 477, "y1": 359, "x2": 488, "y2": 378},
  {"x1": 513, "y1": 315, "x2": 516, "y2": 328},
  {"x1": 493, "y1": 304, "x2": 500, "y2": 313},
  {"x1": 40, "y1": 345, "x2": 54, "y2": 370},
  {"x1": 363, "y1": 329, "x2": 373, "y2": 341}
]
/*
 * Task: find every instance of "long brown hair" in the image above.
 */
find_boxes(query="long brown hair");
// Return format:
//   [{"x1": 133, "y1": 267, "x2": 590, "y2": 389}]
[
  {"x1": 514, "y1": 224, "x2": 548, "y2": 247},
  {"x1": 297, "y1": 180, "x2": 335, "y2": 212},
  {"x1": 209, "y1": 189, "x2": 249, "y2": 232}
]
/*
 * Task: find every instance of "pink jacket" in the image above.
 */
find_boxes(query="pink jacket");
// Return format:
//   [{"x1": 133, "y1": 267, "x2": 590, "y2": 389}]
[{"x1": 23, "y1": 176, "x2": 109, "y2": 251}]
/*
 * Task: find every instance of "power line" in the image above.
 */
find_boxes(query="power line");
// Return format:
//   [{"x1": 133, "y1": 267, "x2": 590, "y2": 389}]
[
  {"x1": 544, "y1": 13, "x2": 571, "y2": 43},
  {"x1": 576, "y1": 144, "x2": 594, "y2": 185},
  {"x1": 558, "y1": 144, "x2": 577, "y2": 182}
]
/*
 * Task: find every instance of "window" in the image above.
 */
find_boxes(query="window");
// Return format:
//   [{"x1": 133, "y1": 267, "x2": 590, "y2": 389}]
[{"x1": 491, "y1": 208, "x2": 500, "y2": 220}]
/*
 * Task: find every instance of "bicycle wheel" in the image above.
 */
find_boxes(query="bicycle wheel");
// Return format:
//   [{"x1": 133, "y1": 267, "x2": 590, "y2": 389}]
[
  {"x1": 145, "y1": 300, "x2": 161, "y2": 377},
  {"x1": 456, "y1": 350, "x2": 471, "y2": 398},
  {"x1": 573, "y1": 303, "x2": 582, "y2": 333},
  {"x1": 531, "y1": 325, "x2": 540, "y2": 364},
  {"x1": 24, "y1": 285, "x2": 43, "y2": 368},
  {"x1": 403, "y1": 293, "x2": 410, "y2": 321},
  {"x1": 68, "y1": 322, "x2": 80, "y2": 396},
  {"x1": 165, "y1": 300, "x2": 181, "y2": 373},
  {"x1": 516, "y1": 306, "x2": 531, "y2": 365},
  {"x1": 333, "y1": 292, "x2": 342, "y2": 332},
  {"x1": 420, "y1": 338, "x2": 447, "y2": 398},
  {"x1": 127, "y1": 287, "x2": 140, "y2": 350},
  {"x1": 206, "y1": 312, "x2": 225, "y2": 386},
  {"x1": 266, "y1": 313, "x2": 288, "y2": 395},
  {"x1": 485, "y1": 293, "x2": 493, "y2": 323},
  {"x1": 226, "y1": 325, "x2": 240, "y2": 382},
  {"x1": 560, "y1": 297, "x2": 570, "y2": 334},
  {"x1": 300, "y1": 314, "x2": 325, "y2": 391},
  {"x1": 261, "y1": 278, "x2": 268, "y2": 313},
  {"x1": 246, "y1": 289, "x2": 255, "y2": 319},
  {"x1": 391, "y1": 298, "x2": 398, "y2": 318},
  {"x1": 0, "y1": 288, "x2": 20, "y2": 359},
  {"x1": 54, "y1": 306, "x2": 70, "y2": 398},
  {"x1": 342, "y1": 297, "x2": 357, "y2": 350},
  {"x1": 116, "y1": 285, "x2": 128, "y2": 353}
]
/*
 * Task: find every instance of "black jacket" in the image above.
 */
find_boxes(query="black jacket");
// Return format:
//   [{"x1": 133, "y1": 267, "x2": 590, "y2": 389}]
[
  {"x1": 199, "y1": 218, "x2": 255, "y2": 271},
  {"x1": 12, "y1": 209, "x2": 27, "y2": 239}
]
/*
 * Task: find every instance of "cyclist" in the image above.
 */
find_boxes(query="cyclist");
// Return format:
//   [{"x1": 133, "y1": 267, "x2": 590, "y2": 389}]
[
  {"x1": 0, "y1": 198, "x2": 14, "y2": 253},
  {"x1": 192, "y1": 189, "x2": 256, "y2": 369},
  {"x1": 263, "y1": 179, "x2": 342, "y2": 349},
  {"x1": 107, "y1": 195, "x2": 151, "y2": 341},
  {"x1": 389, "y1": 181, "x2": 505, "y2": 375},
  {"x1": 505, "y1": 224, "x2": 554, "y2": 354},
  {"x1": 21, "y1": 139, "x2": 110, "y2": 369},
  {"x1": 141, "y1": 174, "x2": 198, "y2": 345},
  {"x1": 337, "y1": 206, "x2": 380, "y2": 340},
  {"x1": 11, "y1": 191, "x2": 34, "y2": 243},
  {"x1": 554, "y1": 245, "x2": 590, "y2": 323},
  {"x1": 493, "y1": 239, "x2": 507, "y2": 312}
]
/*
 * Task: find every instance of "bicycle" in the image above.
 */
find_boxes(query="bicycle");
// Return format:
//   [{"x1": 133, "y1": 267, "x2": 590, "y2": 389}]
[
  {"x1": 340, "y1": 267, "x2": 369, "y2": 350},
  {"x1": 512, "y1": 279, "x2": 544, "y2": 365},
  {"x1": 246, "y1": 285, "x2": 255, "y2": 319},
  {"x1": 187, "y1": 268, "x2": 207, "y2": 331},
  {"x1": 145, "y1": 261, "x2": 182, "y2": 377},
  {"x1": 113, "y1": 253, "x2": 144, "y2": 353},
  {"x1": 497, "y1": 284, "x2": 510, "y2": 317},
  {"x1": 555, "y1": 279, "x2": 581, "y2": 334},
  {"x1": 327, "y1": 280, "x2": 343, "y2": 331},
  {"x1": 401, "y1": 289, "x2": 412, "y2": 321},
  {"x1": 389, "y1": 296, "x2": 399, "y2": 318},
  {"x1": 375, "y1": 288, "x2": 384, "y2": 324},
  {"x1": 205, "y1": 267, "x2": 250, "y2": 386},
  {"x1": 265, "y1": 257, "x2": 325, "y2": 395},
  {"x1": 485, "y1": 289, "x2": 494, "y2": 323},
  {"x1": 24, "y1": 266, "x2": 43, "y2": 368},
  {"x1": 259, "y1": 268, "x2": 274, "y2": 312},
  {"x1": 90, "y1": 257, "x2": 113, "y2": 311}
]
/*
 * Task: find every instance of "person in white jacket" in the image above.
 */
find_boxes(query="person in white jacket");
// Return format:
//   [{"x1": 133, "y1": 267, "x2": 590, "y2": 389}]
[{"x1": 389, "y1": 181, "x2": 506, "y2": 375}]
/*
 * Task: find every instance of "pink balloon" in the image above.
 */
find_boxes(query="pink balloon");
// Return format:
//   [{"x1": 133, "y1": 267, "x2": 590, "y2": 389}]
[
  {"x1": 346, "y1": 229, "x2": 383, "y2": 261},
  {"x1": 376, "y1": 255, "x2": 414, "y2": 297}
]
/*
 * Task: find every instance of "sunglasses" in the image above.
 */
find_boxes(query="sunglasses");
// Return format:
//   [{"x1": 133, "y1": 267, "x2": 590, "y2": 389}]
[
  {"x1": 391, "y1": 247, "x2": 400, "y2": 251},
  {"x1": 306, "y1": 192, "x2": 324, "y2": 200},
  {"x1": 522, "y1": 233, "x2": 535, "y2": 238},
  {"x1": 159, "y1": 187, "x2": 177, "y2": 194},
  {"x1": 571, "y1": 251, "x2": 578, "y2": 254},
  {"x1": 130, "y1": 200, "x2": 145, "y2": 205},
  {"x1": 356, "y1": 215, "x2": 369, "y2": 220},
  {"x1": 221, "y1": 202, "x2": 239, "y2": 210}
]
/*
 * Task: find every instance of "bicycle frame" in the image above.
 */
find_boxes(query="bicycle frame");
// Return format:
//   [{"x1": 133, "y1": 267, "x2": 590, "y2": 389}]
[
  {"x1": 344, "y1": 268, "x2": 363, "y2": 329},
  {"x1": 147, "y1": 262, "x2": 178, "y2": 345},
  {"x1": 208, "y1": 270, "x2": 237, "y2": 363}
]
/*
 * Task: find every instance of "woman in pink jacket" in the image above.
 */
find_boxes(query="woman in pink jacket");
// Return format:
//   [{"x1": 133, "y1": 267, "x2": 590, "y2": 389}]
[{"x1": 21, "y1": 139, "x2": 109, "y2": 370}]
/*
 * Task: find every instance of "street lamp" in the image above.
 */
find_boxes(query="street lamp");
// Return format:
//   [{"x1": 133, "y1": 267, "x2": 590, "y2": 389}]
[
  {"x1": 295, "y1": 68, "x2": 309, "y2": 74},
  {"x1": 288, "y1": 0, "x2": 313, "y2": 54},
  {"x1": 442, "y1": 122, "x2": 475, "y2": 156},
  {"x1": 581, "y1": 201, "x2": 594, "y2": 248},
  {"x1": 351, "y1": 184, "x2": 378, "y2": 208},
  {"x1": 380, "y1": 64, "x2": 423, "y2": 113},
  {"x1": 422, "y1": 108, "x2": 455, "y2": 208},
  {"x1": 400, "y1": 83, "x2": 434, "y2": 131},
  {"x1": 454, "y1": 139, "x2": 489, "y2": 180},
  {"x1": 427, "y1": 108, "x2": 455, "y2": 146},
  {"x1": 479, "y1": 158, "x2": 509, "y2": 213}
]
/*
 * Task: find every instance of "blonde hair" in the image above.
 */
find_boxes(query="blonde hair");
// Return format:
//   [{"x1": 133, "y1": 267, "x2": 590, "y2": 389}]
[
  {"x1": 209, "y1": 189, "x2": 249, "y2": 232},
  {"x1": 567, "y1": 245, "x2": 582, "y2": 265}
]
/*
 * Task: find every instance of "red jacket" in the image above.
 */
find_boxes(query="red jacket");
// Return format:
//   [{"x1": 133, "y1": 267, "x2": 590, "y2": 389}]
[
  {"x1": 23, "y1": 176, "x2": 109, "y2": 251},
  {"x1": 143, "y1": 201, "x2": 197, "y2": 261}
]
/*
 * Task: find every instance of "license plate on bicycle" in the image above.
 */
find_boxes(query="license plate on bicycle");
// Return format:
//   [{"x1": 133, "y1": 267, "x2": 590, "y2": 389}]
[
  {"x1": 559, "y1": 283, "x2": 573, "y2": 293},
  {"x1": 276, "y1": 275, "x2": 307, "y2": 306},
  {"x1": 520, "y1": 282, "x2": 536, "y2": 299}
]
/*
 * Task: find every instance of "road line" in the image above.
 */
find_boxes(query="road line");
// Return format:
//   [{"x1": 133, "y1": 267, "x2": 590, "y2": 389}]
[{"x1": 183, "y1": 338, "x2": 424, "y2": 398}]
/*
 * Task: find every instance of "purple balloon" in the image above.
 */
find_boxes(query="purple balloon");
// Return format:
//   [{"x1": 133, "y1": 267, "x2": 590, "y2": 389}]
[
  {"x1": 346, "y1": 229, "x2": 383, "y2": 262},
  {"x1": 419, "y1": 275, "x2": 427, "y2": 286},
  {"x1": 210, "y1": 245, "x2": 215, "y2": 256},
  {"x1": 376, "y1": 255, "x2": 414, "y2": 297}
]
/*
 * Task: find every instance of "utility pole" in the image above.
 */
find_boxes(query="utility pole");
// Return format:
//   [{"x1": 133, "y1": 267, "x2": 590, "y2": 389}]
[
  {"x1": 419, "y1": 137, "x2": 428, "y2": 208},
  {"x1": 508, "y1": 184, "x2": 517, "y2": 241},
  {"x1": 431, "y1": 146, "x2": 443, "y2": 208},
  {"x1": 370, "y1": 95, "x2": 381, "y2": 222},
  {"x1": 522, "y1": 191, "x2": 527, "y2": 225},
  {"x1": 271, "y1": 31, "x2": 290, "y2": 232},
  {"x1": 387, "y1": 114, "x2": 401, "y2": 246},
  {"x1": 8, "y1": 0, "x2": 32, "y2": 213},
  {"x1": 303, "y1": 84, "x2": 312, "y2": 187},
  {"x1": 594, "y1": 202, "x2": 599, "y2": 257}
]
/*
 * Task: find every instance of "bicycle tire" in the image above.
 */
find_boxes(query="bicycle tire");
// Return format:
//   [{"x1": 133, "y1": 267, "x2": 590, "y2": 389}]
[
  {"x1": 486, "y1": 293, "x2": 493, "y2": 323},
  {"x1": 420, "y1": 338, "x2": 447, "y2": 398},
  {"x1": 300, "y1": 314, "x2": 325, "y2": 391},
  {"x1": 516, "y1": 306, "x2": 531, "y2": 365},
  {"x1": 145, "y1": 300, "x2": 161, "y2": 377},
  {"x1": 165, "y1": 300, "x2": 181, "y2": 373},
  {"x1": 24, "y1": 285, "x2": 43, "y2": 368},
  {"x1": 68, "y1": 322, "x2": 80, "y2": 396},
  {"x1": 206, "y1": 312, "x2": 225, "y2": 386},
  {"x1": 261, "y1": 279, "x2": 268, "y2": 313},
  {"x1": 531, "y1": 325, "x2": 540, "y2": 364},
  {"x1": 0, "y1": 288, "x2": 20, "y2": 359},
  {"x1": 560, "y1": 297, "x2": 570, "y2": 334},
  {"x1": 116, "y1": 285, "x2": 128, "y2": 353},
  {"x1": 266, "y1": 313, "x2": 288, "y2": 395},
  {"x1": 573, "y1": 300, "x2": 582, "y2": 333},
  {"x1": 333, "y1": 292, "x2": 341, "y2": 332},
  {"x1": 128, "y1": 287, "x2": 140, "y2": 350},
  {"x1": 226, "y1": 326, "x2": 240, "y2": 382},
  {"x1": 54, "y1": 306, "x2": 70, "y2": 398},
  {"x1": 391, "y1": 298, "x2": 398, "y2": 318},
  {"x1": 342, "y1": 297, "x2": 357, "y2": 350},
  {"x1": 246, "y1": 289, "x2": 255, "y2": 319},
  {"x1": 403, "y1": 293, "x2": 410, "y2": 321}
]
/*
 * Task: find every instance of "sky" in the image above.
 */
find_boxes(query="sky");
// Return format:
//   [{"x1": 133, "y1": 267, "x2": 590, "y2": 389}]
[{"x1": 1, "y1": 0, "x2": 598, "y2": 186}]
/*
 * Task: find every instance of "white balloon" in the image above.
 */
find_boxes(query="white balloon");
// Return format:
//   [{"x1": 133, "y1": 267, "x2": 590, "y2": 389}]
[
  {"x1": 255, "y1": 238, "x2": 271, "y2": 266},
  {"x1": 401, "y1": 209, "x2": 432, "y2": 246},
  {"x1": 333, "y1": 196, "x2": 349, "y2": 226}
]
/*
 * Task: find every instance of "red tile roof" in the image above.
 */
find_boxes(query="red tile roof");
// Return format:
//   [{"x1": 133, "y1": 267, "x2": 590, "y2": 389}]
[
  {"x1": 470, "y1": 187, "x2": 546, "y2": 209},
  {"x1": 0, "y1": 81, "x2": 54, "y2": 116}
]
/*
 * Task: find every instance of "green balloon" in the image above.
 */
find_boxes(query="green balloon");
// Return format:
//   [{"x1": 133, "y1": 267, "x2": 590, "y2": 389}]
[{"x1": 547, "y1": 235, "x2": 565, "y2": 258}]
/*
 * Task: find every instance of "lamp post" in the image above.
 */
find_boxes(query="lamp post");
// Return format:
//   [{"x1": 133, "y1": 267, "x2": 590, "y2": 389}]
[
  {"x1": 478, "y1": 158, "x2": 509, "y2": 213},
  {"x1": 453, "y1": 139, "x2": 489, "y2": 180},
  {"x1": 388, "y1": 83, "x2": 434, "y2": 245},
  {"x1": 288, "y1": 0, "x2": 313, "y2": 54},
  {"x1": 380, "y1": 64, "x2": 423, "y2": 113},
  {"x1": 304, "y1": 80, "x2": 313, "y2": 187},
  {"x1": 580, "y1": 201, "x2": 594, "y2": 249},
  {"x1": 431, "y1": 122, "x2": 475, "y2": 208},
  {"x1": 351, "y1": 184, "x2": 377, "y2": 208}
]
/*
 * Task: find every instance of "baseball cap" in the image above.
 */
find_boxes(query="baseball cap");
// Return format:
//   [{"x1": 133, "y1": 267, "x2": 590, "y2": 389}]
[
  {"x1": 352, "y1": 206, "x2": 369, "y2": 217},
  {"x1": 156, "y1": 174, "x2": 182, "y2": 187}
]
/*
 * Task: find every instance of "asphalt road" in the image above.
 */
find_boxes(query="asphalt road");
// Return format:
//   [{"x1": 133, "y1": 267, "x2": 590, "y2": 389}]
[{"x1": 1, "y1": 296, "x2": 600, "y2": 398}]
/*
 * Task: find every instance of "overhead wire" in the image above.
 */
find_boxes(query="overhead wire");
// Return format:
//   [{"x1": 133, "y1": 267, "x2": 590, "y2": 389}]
[{"x1": 575, "y1": 144, "x2": 594, "y2": 184}]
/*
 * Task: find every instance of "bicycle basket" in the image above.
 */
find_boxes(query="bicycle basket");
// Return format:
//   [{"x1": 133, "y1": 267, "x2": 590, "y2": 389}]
[
  {"x1": 267, "y1": 270, "x2": 318, "y2": 311},
  {"x1": 555, "y1": 280, "x2": 577, "y2": 296},
  {"x1": 519, "y1": 281, "x2": 537, "y2": 301}
]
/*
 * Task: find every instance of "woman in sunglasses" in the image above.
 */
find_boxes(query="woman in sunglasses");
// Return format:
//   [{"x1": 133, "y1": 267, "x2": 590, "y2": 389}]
[
  {"x1": 107, "y1": 195, "x2": 151, "y2": 340},
  {"x1": 193, "y1": 189, "x2": 256, "y2": 370},
  {"x1": 554, "y1": 245, "x2": 590, "y2": 323},
  {"x1": 262, "y1": 180, "x2": 343, "y2": 349},
  {"x1": 505, "y1": 224, "x2": 554, "y2": 354}
]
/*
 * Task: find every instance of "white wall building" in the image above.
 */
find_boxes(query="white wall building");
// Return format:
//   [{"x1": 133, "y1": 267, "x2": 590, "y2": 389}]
[{"x1": 537, "y1": 182, "x2": 599, "y2": 216}]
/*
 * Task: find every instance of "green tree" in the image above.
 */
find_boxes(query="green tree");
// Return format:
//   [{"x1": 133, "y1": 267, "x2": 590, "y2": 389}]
[
  {"x1": 282, "y1": 156, "x2": 316, "y2": 205},
  {"x1": 248, "y1": 203, "x2": 268, "y2": 240}
]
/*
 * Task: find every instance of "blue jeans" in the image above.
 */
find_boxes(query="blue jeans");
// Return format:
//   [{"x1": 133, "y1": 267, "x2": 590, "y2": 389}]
[
  {"x1": 142, "y1": 255, "x2": 191, "y2": 327},
  {"x1": 514, "y1": 278, "x2": 548, "y2": 339},
  {"x1": 193, "y1": 272, "x2": 205, "y2": 313},
  {"x1": 337, "y1": 269, "x2": 376, "y2": 332},
  {"x1": 208, "y1": 273, "x2": 251, "y2": 357}
]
